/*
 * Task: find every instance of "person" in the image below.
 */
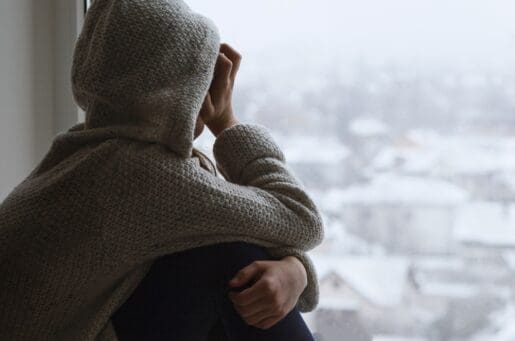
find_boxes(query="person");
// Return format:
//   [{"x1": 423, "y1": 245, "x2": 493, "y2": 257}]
[{"x1": 0, "y1": 0, "x2": 324, "y2": 340}]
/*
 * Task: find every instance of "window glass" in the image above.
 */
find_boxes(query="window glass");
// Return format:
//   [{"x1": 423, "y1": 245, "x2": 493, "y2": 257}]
[{"x1": 87, "y1": 1, "x2": 515, "y2": 340}]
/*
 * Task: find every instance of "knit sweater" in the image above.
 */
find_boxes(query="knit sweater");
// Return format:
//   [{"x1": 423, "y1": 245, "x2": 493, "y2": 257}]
[{"x1": 0, "y1": 0, "x2": 324, "y2": 340}]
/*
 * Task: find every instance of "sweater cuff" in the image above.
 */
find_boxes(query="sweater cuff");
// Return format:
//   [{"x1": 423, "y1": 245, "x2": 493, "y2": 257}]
[
  {"x1": 266, "y1": 247, "x2": 319, "y2": 313},
  {"x1": 213, "y1": 124, "x2": 285, "y2": 183}
]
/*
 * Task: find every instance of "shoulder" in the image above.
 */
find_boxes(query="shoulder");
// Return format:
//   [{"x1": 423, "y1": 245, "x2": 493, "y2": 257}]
[{"x1": 108, "y1": 140, "x2": 214, "y2": 186}]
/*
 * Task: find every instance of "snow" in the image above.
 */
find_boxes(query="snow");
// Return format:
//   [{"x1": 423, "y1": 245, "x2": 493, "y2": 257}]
[
  {"x1": 312, "y1": 255, "x2": 409, "y2": 307},
  {"x1": 349, "y1": 117, "x2": 389, "y2": 137},
  {"x1": 275, "y1": 135, "x2": 350, "y2": 164},
  {"x1": 503, "y1": 251, "x2": 515, "y2": 271},
  {"x1": 500, "y1": 172, "x2": 515, "y2": 192},
  {"x1": 318, "y1": 296, "x2": 361, "y2": 311},
  {"x1": 453, "y1": 202, "x2": 515, "y2": 247},
  {"x1": 373, "y1": 336, "x2": 426, "y2": 341},
  {"x1": 320, "y1": 174, "x2": 468, "y2": 207},
  {"x1": 472, "y1": 305, "x2": 515, "y2": 341},
  {"x1": 412, "y1": 257, "x2": 465, "y2": 271},
  {"x1": 315, "y1": 218, "x2": 381, "y2": 256},
  {"x1": 373, "y1": 130, "x2": 515, "y2": 176},
  {"x1": 372, "y1": 146, "x2": 440, "y2": 174},
  {"x1": 417, "y1": 281, "x2": 478, "y2": 299}
]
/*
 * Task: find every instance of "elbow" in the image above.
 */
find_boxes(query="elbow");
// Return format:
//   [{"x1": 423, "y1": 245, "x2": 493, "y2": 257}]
[
  {"x1": 309, "y1": 209, "x2": 325, "y2": 248},
  {"x1": 298, "y1": 209, "x2": 325, "y2": 251}
]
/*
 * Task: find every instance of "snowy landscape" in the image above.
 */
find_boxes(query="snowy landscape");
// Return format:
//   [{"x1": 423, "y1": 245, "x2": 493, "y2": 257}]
[
  {"x1": 188, "y1": 0, "x2": 515, "y2": 340},
  {"x1": 195, "y1": 58, "x2": 515, "y2": 341}
]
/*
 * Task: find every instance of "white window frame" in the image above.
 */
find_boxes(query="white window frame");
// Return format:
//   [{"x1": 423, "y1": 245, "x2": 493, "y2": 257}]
[{"x1": 51, "y1": 0, "x2": 88, "y2": 133}]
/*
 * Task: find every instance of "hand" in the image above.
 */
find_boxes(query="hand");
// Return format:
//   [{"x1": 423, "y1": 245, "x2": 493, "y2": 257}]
[
  {"x1": 200, "y1": 43, "x2": 241, "y2": 137},
  {"x1": 228, "y1": 256, "x2": 308, "y2": 330}
]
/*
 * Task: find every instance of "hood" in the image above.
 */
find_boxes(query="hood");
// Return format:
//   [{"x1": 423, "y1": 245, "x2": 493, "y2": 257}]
[{"x1": 71, "y1": 0, "x2": 220, "y2": 158}]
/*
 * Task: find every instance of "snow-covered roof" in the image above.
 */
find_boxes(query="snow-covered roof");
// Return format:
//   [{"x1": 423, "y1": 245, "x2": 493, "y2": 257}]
[
  {"x1": 312, "y1": 217, "x2": 385, "y2": 256},
  {"x1": 319, "y1": 174, "x2": 468, "y2": 207},
  {"x1": 503, "y1": 251, "x2": 515, "y2": 271},
  {"x1": 312, "y1": 255, "x2": 409, "y2": 307},
  {"x1": 500, "y1": 172, "x2": 515, "y2": 192},
  {"x1": 373, "y1": 336, "x2": 426, "y2": 341},
  {"x1": 275, "y1": 135, "x2": 350, "y2": 164},
  {"x1": 471, "y1": 305, "x2": 515, "y2": 341},
  {"x1": 372, "y1": 130, "x2": 515, "y2": 176},
  {"x1": 372, "y1": 146, "x2": 439, "y2": 174},
  {"x1": 349, "y1": 117, "x2": 389, "y2": 137},
  {"x1": 318, "y1": 296, "x2": 361, "y2": 311},
  {"x1": 490, "y1": 307, "x2": 515, "y2": 341},
  {"x1": 453, "y1": 202, "x2": 515, "y2": 247},
  {"x1": 416, "y1": 281, "x2": 478, "y2": 299},
  {"x1": 411, "y1": 257, "x2": 465, "y2": 271}
]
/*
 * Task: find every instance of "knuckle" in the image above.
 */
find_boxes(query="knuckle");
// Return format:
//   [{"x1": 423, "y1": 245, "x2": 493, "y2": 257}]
[
  {"x1": 262, "y1": 322, "x2": 273, "y2": 330},
  {"x1": 272, "y1": 300, "x2": 282, "y2": 312},
  {"x1": 263, "y1": 277, "x2": 276, "y2": 292},
  {"x1": 247, "y1": 318, "x2": 258, "y2": 326},
  {"x1": 221, "y1": 56, "x2": 233, "y2": 66}
]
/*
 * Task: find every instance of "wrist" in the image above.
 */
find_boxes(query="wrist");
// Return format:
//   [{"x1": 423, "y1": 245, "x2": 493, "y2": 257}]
[
  {"x1": 207, "y1": 110, "x2": 239, "y2": 137},
  {"x1": 284, "y1": 256, "x2": 308, "y2": 289}
]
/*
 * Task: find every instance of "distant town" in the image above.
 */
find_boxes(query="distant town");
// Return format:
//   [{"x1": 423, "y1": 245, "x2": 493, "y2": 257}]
[{"x1": 196, "y1": 59, "x2": 515, "y2": 341}]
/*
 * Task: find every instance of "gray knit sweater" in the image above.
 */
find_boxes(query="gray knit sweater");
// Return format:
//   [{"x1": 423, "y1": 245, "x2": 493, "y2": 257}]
[{"x1": 0, "y1": 0, "x2": 324, "y2": 340}]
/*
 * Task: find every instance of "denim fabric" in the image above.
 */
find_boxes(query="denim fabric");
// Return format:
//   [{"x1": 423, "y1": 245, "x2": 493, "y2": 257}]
[{"x1": 112, "y1": 242, "x2": 314, "y2": 341}]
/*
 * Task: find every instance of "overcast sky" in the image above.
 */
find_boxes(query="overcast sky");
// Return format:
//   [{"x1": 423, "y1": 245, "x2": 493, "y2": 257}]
[{"x1": 188, "y1": 0, "x2": 515, "y2": 69}]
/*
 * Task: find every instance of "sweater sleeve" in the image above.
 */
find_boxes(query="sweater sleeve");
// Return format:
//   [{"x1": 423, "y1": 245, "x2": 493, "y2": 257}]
[
  {"x1": 109, "y1": 123, "x2": 324, "y2": 311},
  {"x1": 213, "y1": 124, "x2": 321, "y2": 312}
]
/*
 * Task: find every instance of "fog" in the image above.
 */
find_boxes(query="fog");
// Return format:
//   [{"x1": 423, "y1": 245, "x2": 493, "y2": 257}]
[
  {"x1": 187, "y1": 1, "x2": 515, "y2": 340},
  {"x1": 188, "y1": 0, "x2": 515, "y2": 69}
]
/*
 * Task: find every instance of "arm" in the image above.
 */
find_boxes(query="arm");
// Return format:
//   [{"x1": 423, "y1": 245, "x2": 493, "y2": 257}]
[
  {"x1": 115, "y1": 123, "x2": 323, "y2": 252},
  {"x1": 204, "y1": 43, "x2": 321, "y2": 313},
  {"x1": 107, "y1": 43, "x2": 323, "y2": 311},
  {"x1": 228, "y1": 255, "x2": 309, "y2": 330}
]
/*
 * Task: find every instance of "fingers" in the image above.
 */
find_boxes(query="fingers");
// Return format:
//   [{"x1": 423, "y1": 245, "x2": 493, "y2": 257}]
[
  {"x1": 231, "y1": 296, "x2": 269, "y2": 319},
  {"x1": 242, "y1": 309, "x2": 277, "y2": 327},
  {"x1": 255, "y1": 315, "x2": 282, "y2": 330},
  {"x1": 231, "y1": 295, "x2": 277, "y2": 328},
  {"x1": 231, "y1": 294, "x2": 283, "y2": 330},
  {"x1": 229, "y1": 280, "x2": 267, "y2": 307},
  {"x1": 199, "y1": 92, "x2": 215, "y2": 119},
  {"x1": 210, "y1": 52, "x2": 233, "y2": 93},
  {"x1": 228, "y1": 270, "x2": 292, "y2": 329},
  {"x1": 220, "y1": 43, "x2": 242, "y2": 83},
  {"x1": 229, "y1": 261, "x2": 264, "y2": 288}
]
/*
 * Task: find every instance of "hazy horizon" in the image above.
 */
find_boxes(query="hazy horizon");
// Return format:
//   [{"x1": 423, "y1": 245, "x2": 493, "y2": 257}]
[{"x1": 188, "y1": 0, "x2": 515, "y2": 70}]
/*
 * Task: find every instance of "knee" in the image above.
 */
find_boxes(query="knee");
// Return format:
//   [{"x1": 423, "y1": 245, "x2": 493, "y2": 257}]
[{"x1": 221, "y1": 242, "x2": 270, "y2": 277}]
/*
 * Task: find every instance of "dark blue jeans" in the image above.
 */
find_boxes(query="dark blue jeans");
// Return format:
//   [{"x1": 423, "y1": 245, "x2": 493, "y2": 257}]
[{"x1": 111, "y1": 242, "x2": 314, "y2": 341}]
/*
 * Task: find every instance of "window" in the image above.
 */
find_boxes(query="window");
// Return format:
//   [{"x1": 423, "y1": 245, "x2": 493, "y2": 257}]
[{"x1": 87, "y1": 1, "x2": 515, "y2": 340}]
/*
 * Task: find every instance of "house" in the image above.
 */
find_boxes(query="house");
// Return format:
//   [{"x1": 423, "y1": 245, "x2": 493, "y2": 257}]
[
  {"x1": 275, "y1": 134, "x2": 352, "y2": 189},
  {"x1": 311, "y1": 255, "x2": 420, "y2": 336},
  {"x1": 453, "y1": 202, "x2": 515, "y2": 250},
  {"x1": 317, "y1": 174, "x2": 469, "y2": 254},
  {"x1": 314, "y1": 309, "x2": 372, "y2": 341},
  {"x1": 371, "y1": 130, "x2": 515, "y2": 203}
]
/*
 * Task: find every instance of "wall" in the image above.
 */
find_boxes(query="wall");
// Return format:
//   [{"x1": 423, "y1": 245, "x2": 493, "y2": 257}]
[{"x1": 0, "y1": 0, "x2": 82, "y2": 200}]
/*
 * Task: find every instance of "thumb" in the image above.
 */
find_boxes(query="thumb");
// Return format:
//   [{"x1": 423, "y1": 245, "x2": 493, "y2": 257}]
[
  {"x1": 229, "y1": 262, "x2": 263, "y2": 288},
  {"x1": 199, "y1": 92, "x2": 215, "y2": 122}
]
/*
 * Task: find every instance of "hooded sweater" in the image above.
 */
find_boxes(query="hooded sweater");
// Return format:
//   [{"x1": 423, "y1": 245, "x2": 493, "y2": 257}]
[{"x1": 0, "y1": 0, "x2": 324, "y2": 340}]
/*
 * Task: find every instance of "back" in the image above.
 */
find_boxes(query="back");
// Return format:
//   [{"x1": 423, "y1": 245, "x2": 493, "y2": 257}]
[{"x1": 0, "y1": 137, "x2": 125, "y2": 337}]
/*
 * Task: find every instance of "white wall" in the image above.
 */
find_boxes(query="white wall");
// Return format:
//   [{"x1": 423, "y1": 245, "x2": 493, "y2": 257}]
[{"x1": 0, "y1": 0, "x2": 82, "y2": 200}]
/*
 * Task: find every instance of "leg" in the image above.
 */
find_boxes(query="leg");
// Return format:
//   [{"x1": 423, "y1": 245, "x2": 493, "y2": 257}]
[
  {"x1": 215, "y1": 243, "x2": 315, "y2": 341},
  {"x1": 112, "y1": 242, "x2": 314, "y2": 341},
  {"x1": 112, "y1": 247, "x2": 222, "y2": 341}
]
